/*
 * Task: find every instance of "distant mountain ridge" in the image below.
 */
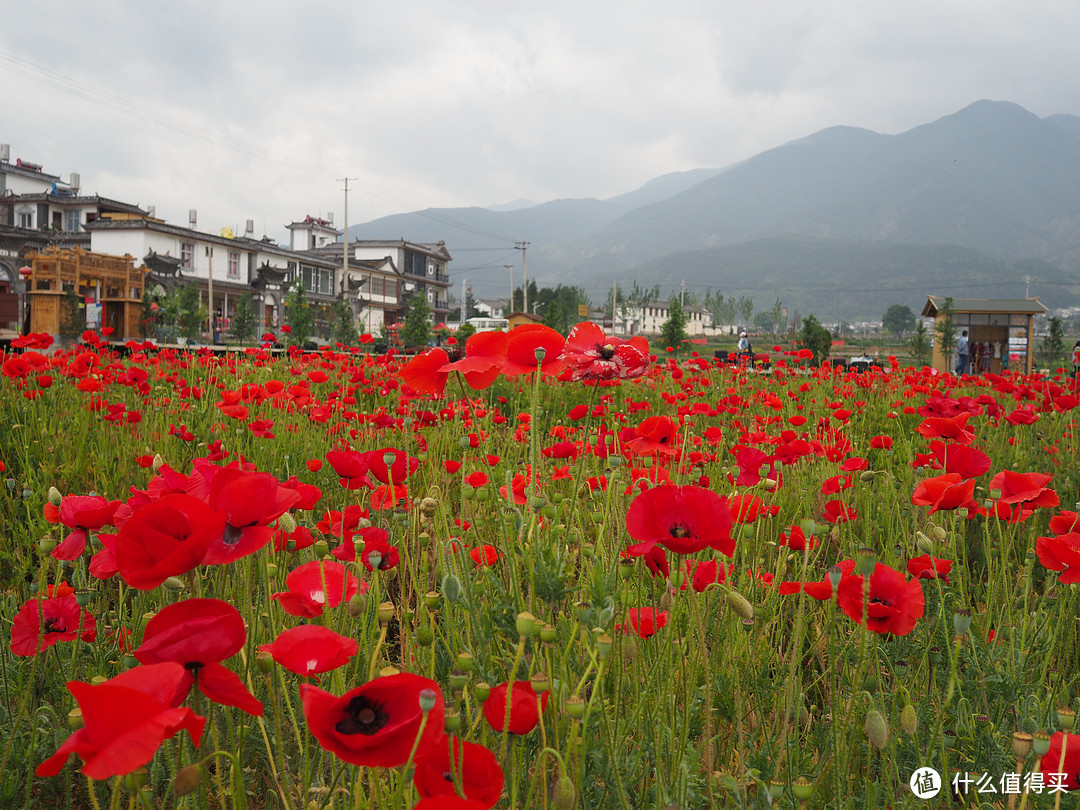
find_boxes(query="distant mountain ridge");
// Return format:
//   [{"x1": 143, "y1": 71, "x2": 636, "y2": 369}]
[{"x1": 350, "y1": 100, "x2": 1080, "y2": 318}]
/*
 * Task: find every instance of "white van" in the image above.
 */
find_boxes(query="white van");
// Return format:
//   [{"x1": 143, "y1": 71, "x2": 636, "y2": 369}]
[{"x1": 465, "y1": 317, "x2": 510, "y2": 333}]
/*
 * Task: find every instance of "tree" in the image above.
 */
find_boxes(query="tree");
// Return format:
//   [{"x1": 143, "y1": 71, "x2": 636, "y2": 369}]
[
  {"x1": 400, "y1": 287, "x2": 432, "y2": 350},
  {"x1": 738, "y1": 295, "x2": 754, "y2": 323},
  {"x1": 934, "y1": 297, "x2": 956, "y2": 367},
  {"x1": 799, "y1": 313, "x2": 832, "y2": 366},
  {"x1": 660, "y1": 297, "x2": 688, "y2": 354},
  {"x1": 1040, "y1": 316, "x2": 1066, "y2": 370},
  {"x1": 909, "y1": 320, "x2": 931, "y2": 367},
  {"x1": 176, "y1": 284, "x2": 206, "y2": 344},
  {"x1": 883, "y1": 304, "x2": 917, "y2": 338},
  {"x1": 231, "y1": 295, "x2": 256, "y2": 345},
  {"x1": 770, "y1": 297, "x2": 785, "y2": 336},
  {"x1": 330, "y1": 297, "x2": 359, "y2": 347},
  {"x1": 284, "y1": 280, "x2": 314, "y2": 348}
]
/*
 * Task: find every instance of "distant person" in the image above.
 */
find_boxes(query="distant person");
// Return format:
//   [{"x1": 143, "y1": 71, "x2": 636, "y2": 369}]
[
  {"x1": 737, "y1": 331, "x2": 754, "y2": 366},
  {"x1": 1073, "y1": 340, "x2": 1080, "y2": 378},
  {"x1": 955, "y1": 330, "x2": 969, "y2": 375}
]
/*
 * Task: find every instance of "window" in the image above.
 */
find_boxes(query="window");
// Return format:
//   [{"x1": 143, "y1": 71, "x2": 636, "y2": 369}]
[
  {"x1": 228, "y1": 251, "x2": 240, "y2": 279},
  {"x1": 18, "y1": 210, "x2": 32, "y2": 228},
  {"x1": 65, "y1": 210, "x2": 81, "y2": 232},
  {"x1": 181, "y1": 242, "x2": 194, "y2": 269}
]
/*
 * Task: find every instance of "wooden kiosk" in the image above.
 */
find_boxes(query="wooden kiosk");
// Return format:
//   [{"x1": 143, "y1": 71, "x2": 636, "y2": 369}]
[
  {"x1": 922, "y1": 296, "x2": 1047, "y2": 375},
  {"x1": 24, "y1": 247, "x2": 145, "y2": 340}
]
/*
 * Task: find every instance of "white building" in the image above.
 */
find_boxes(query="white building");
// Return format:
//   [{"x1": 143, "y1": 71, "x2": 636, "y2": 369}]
[{"x1": 615, "y1": 300, "x2": 727, "y2": 337}]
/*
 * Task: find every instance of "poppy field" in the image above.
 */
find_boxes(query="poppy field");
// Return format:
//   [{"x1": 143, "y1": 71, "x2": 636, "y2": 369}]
[{"x1": 2, "y1": 322, "x2": 1080, "y2": 809}]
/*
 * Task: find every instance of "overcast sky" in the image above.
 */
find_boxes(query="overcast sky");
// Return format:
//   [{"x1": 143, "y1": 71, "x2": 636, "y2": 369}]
[{"x1": 4, "y1": 1, "x2": 1080, "y2": 246}]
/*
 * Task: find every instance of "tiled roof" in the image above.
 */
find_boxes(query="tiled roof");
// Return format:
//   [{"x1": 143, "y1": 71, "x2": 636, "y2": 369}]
[{"x1": 923, "y1": 296, "x2": 1048, "y2": 316}]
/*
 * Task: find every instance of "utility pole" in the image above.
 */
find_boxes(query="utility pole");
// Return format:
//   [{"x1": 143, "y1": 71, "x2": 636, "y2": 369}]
[
  {"x1": 339, "y1": 177, "x2": 356, "y2": 298},
  {"x1": 461, "y1": 277, "x2": 468, "y2": 323},
  {"x1": 1023, "y1": 274, "x2": 1033, "y2": 298},
  {"x1": 680, "y1": 279, "x2": 685, "y2": 308},
  {"x1": 504, "y1": 265, "x2": 514, "y2": 315},
  {"x1": 515, "y1": 241, "x2": 530, "y2": 315}
]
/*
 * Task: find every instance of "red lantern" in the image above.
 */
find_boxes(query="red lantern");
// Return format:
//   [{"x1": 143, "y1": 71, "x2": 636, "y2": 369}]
[{"x1": 19, "y1": 266, "x2": 32, "y2": 278}]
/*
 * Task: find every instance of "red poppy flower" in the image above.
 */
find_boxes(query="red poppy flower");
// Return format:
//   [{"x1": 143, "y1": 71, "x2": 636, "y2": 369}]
[
  {"x1": 325, "y1": 450, "x2": 374, "y2": 490},
  {"x1": 10, "y1": 595, "x2": 97, "y2": 657},
  {"x1": 914, "y1": 413, "x2": 976, "y2": 445},
  {"x1": 113, "y1": 494, "x2": 225, "y2": 590},
  {"x1": 483, "y1": 681, "x2": 548, "y2": 735},
  {"x1": 906, "y1": 554, "x2": 953, "y2": 583},
  {"x1": 989, "y1": 470, "x2": 1058, "y2": 508},
  {"x1": 204, "y1": 468, "x2": 302, "y2": 565},
  {"x1": 259, "y1": 625, "x2": 359, "y2": 680},
  {"x1": 617, "y1": 607, "x2": 667, "y2": 638},
  {"x1": 414, "y1": 737, "x2": 504, "y2": 808},
  {"x1": 357, "y1": 527, "x2": 400, "y2": 571},
  {"x1": 836, "y1": 563, "x2": 925, "y2": 636},
  {"x1": 911, "y1": 473, "x2": 977, "y2": 514},
  {"x1": 470, "y1": 545, "x2": 500, "y2": 567},
  {"x1": 401, "y1": 348, "x2": 452, "y2": 396},
  {"x1": 51, "y1": 495, "x2": 122, "y2": 560},
  {"x1": 685, "y1": 559, "x2": 733, "y2": 592},
  {"x1": 731, "y1": 445, "x2": 772, "y2": 486},
  {"x1": 928, "y1": 441, "x2": 992, "y2": 479},
  {"x1": 300, "y1": 673, "x2": 445, "y2": 767},
  {"x1": 821, "y1": 499, "x2": 858, "y2": 523},
  {"x1": 778, "y1": 559, "x2": 857, "y2": 599},
  {"x1": 623, "y1": 415, "x2": 679, "y2": 457},
  {"x1": 625, "y1": 484, "x2": 735, "y2": 557},
  {"x1": 134, "y1": 598, "x2": 262, "y2": 716},
  {"x1": 500, "y1": 324, "x2": 567, "y2": 376},
  {"x1": 1004, "y1": 406, "x2": 1039, "y2": 426},
  {"x1": 1036, "y1": 532, "x2": 1080, "y2": 583},
  {"x1": 779, "y1": 525, "x2": 817, "y2": 551},
  {"x1": 317, "y1": 506, "x2": 371, "y2": 543},
  {"x1": 1039, "y1": 731, "x2": 1080, "y2": 791},
  {"x1": 36, "y1": 663, "x2": 206, "y2": 780},
  {"x1": 439, "y1": 330, "x2": 510, "y2": 389},
  {"x1": 412, "y1": 797, "x2": 489, "y2": 810},
  {"x1": 869, "y1": 435, "x2": 893, "y2": 450},
  {"x1": 272, "y1": 560, "x2": 362, "y2": 618},
  {"x1": 1050, "y1": 512, "x2": 1080, "y2": 535},
  {"x1": 559, "y1": 321, "x2": 650, "y2": 381}
]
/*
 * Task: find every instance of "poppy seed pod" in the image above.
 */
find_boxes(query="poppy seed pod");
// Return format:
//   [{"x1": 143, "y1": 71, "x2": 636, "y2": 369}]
[
  {"x1": 1012, "y1": 731, "x2": 1033, "y2": 759},
  {"x1": 856, "y1": 547, "x2": 877, "y2": 576},
  {"x1": 378, "y1": 602, "x2": 394, "y2": 625},
  {"x1": 516, "y1": 611, "x2": 537, "y2": 639},
  {"x1": 791, "y1": 777, "x2": 814, "y2": 801},
  {"x1": 1057, "y1": 707, "x2": 1076, "y2": 731},
  {"x1": 953, "y1": 609, "x2": 972, "y2": 638},
  {"x1": 565, "y1": 694, "x2": 585, "y2": 719},
  {"x1": 474, "y1": 682, "x2": 491, "y2": 702},
  {"x1": 67, "y1": 708, "x2": 83, "y2": 730},
  {"x1": 1032, "y1": 731, "x2": 1052, "y2": 756}
]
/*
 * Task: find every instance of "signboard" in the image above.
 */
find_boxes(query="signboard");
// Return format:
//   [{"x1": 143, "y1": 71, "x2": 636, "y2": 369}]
[{"x1": 578, "y1": 304, "x2": 588, "y2": 317}]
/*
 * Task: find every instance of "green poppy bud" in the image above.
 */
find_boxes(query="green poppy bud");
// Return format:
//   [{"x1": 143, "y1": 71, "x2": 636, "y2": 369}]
[
  {"x1": 48, "y1": 486, "x2": 62, "y2": 506},
  {"x1": 900, "y1": 704, "x2": 918, "y2": 736},
  {"x1": 553, "y1": 775, "x2": 576, "y2": 810},
  {"x1": 726, "y1": 590, "x2": 754, "y2": 621},
  {"x1": 173, "y1": 764, "x2": 204, "y2": 797},
  {"x1": 865, "y1": 708, "x2": 889, "y2": 750}
]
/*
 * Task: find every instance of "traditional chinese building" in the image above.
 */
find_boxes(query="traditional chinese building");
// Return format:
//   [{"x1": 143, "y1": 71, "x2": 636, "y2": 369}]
[{"x1": 24, "y1": 246, "x2": 145, "y2": 339}]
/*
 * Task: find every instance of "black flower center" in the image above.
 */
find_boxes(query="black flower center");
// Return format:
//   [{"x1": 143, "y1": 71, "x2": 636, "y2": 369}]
[
  {"x1": 43, "y1": 617, "x2": 67, "y2": 634},
  {"x1": 223, "y1": 524, "x2": 244, "y2": 546},
  {"x1": 184, "y1": 660, "x2": 204, "y2": 671},
  {"x1": 669, "y1": 523, "x2": 692, "y2": 539},
  {"x1": 335, "y1": 696, "x2": 390, "y2": 735},
  {"x1": 598, "y1": 344, "x2": 616, "y2": 360},
  {"x1": 445, "y1": 346, "x2": 464, "y2": 363}
]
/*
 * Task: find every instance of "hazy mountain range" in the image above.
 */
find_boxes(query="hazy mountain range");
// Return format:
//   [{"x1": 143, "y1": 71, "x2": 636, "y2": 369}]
[{"x1": 349, "y1": 100, "x2": 1080, "y2": 320}]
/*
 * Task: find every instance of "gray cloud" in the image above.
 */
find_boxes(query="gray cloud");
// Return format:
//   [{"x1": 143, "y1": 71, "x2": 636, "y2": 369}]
[{"x1": 4, "y1": 0, "x2": 1080, "y2": 244}]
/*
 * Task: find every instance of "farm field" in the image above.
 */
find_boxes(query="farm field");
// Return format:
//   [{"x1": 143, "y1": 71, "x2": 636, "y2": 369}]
[{"x1": 2, "y1": 323, "x2": 1079, "y2": 809}]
